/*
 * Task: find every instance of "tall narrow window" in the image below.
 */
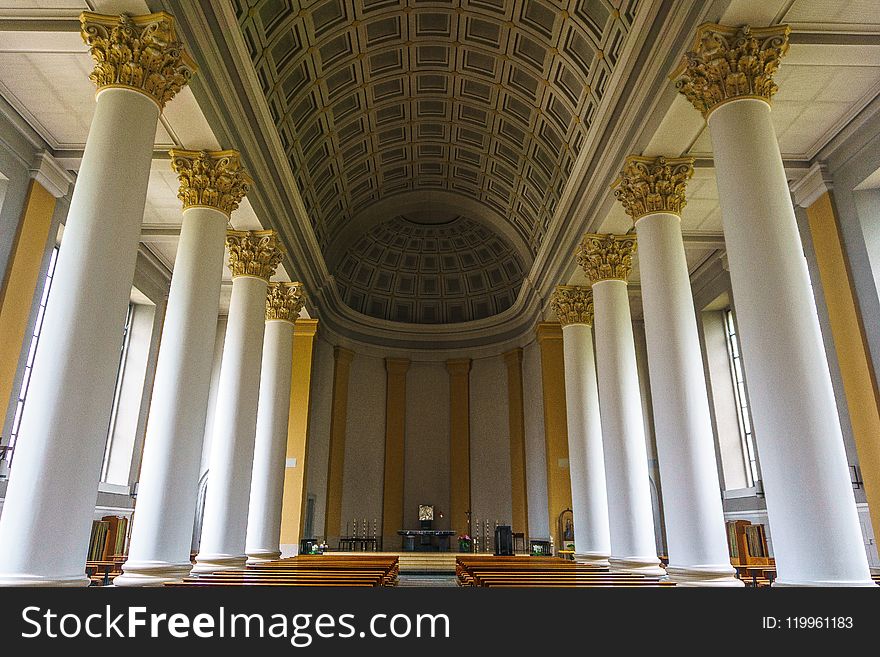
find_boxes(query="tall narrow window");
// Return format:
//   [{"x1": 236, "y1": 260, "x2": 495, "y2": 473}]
[
  {"x1": 5, "y1": 246, "x2": 59, "y2": 466},
  {"x1": 724, "y1": 308, "x2": 759, "y2": 486},
  {"x1": 100, "y1": 302, "x2": 134, "y2": 482}
]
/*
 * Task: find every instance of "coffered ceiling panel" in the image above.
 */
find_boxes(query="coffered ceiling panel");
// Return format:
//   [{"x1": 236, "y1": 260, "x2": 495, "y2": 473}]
[{"x1": 234, "y1": 0, "x2": 638, "y2": 259}]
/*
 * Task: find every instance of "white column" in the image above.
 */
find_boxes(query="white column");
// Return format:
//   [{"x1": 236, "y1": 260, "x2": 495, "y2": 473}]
[
  {"x1": 676, "y1": 23, "x2": 873, "y2": 586},
  {"x1": 246, "y1": 283, "x2": 305, "y2": 563},
  {"x1": 552, "y1": 286, "x2": 611, "y2": 566},
  {"x1": 0, "y1": 12, "x2": 192, "y2": 586},
  {"x1": 193, "y1": 231, "x2": 283, "y2": 573},
  {"x1": 616, "y1": 156, "x2": 740, "y2": 585},
  {"x1": 116, "y1": 151, "x2": 251, "y2": 586},
  {"x1": 578, "y1": 235, "x2": 663, "y2": 576}
]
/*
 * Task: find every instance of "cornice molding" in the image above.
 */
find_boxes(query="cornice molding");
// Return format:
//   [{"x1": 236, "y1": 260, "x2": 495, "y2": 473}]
[
  {"x1": 29, "y1": 150, "x2": 73, "y2": 198},
  {"x1": 790, "y1": 163, "x2": 833, "y2": 208}
]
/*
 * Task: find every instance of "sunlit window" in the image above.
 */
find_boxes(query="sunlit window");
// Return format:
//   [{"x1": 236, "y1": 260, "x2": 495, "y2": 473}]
[{"x1": 724, "y1": 308, "x2": 759, "y2": 486}]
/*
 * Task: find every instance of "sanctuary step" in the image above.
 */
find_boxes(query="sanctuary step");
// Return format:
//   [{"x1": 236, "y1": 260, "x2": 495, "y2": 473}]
[{"x1": 334, "y1": 551, "x2": 457, "y2": 574}]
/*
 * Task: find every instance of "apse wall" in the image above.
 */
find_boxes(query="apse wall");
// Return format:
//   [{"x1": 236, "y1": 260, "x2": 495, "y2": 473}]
[
  {"x1": 523, "y1": 341, "x2": 550, "y2": 540},
  {"x1": 403, "y1": 362, "x2": 450, "y2": 530}
]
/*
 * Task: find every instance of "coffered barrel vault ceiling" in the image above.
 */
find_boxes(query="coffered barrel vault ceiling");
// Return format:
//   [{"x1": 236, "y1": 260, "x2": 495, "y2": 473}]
[
  {"x1": 336, "y1": 215, "x2": 525, "y2": 323},
  {"x1": 234, "y1": 0, "x2": 639, "y2": 322}
]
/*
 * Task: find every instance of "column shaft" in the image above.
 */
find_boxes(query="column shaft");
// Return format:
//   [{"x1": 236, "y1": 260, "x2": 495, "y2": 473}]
[
  {"x1": 561, "y1": 324, "x2": 611, "y2": 566},
  {"x1": 709, "y1": 99, "x2": 872, "y2": 585},
  {"x1": 592, "y1": 280, "x2": 663, "y2": 575},
  {"x1": 279, "y1": 319, "x2": 318, "y2": 554},
  {"x1": 0, "y1": 89, "x2": 159, "y2": 586},
  {"x1": 635, "y1": 212, "x2": 739, "y2": 585},
  {"x1": 246, "y1": 319, "x2": 295, "y2": 562},
  {"x1": 116, "y1": 206, "x2": 227, "y2": 585},
  {"x1": 194, "y1": 275, "x2": 268, "y2": 572}
]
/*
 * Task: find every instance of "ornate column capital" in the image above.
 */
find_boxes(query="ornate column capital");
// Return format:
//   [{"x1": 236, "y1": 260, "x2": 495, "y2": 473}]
[
  {"x1": 576, "y1": 234, "x2": 638, "y2": 284},
  {"x1": 550, "y1": 285, "x2": 594, "y2": 327},
  {"x1": 673, "y1": 23, "x2": 791, "y2": 118},
  {"x1": 613, "y1": 156, "x2": 694, "y2": 221},
  {"x1": 170, "y1": 149, "x2": 252, "y2": 216},
  {"x1": 226, "y1": 229, "x2": 284, "y2": 281},
  {"x1": 265, "y1": 282, "x2": 305, "y2": 322},
  {"x1": 80, "y1": 11, "x2": 196, "y2": 109}
]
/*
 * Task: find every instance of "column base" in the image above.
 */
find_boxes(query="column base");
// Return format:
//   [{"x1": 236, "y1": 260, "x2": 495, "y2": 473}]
[
  {"x1": 574, "y1": 552, "x2": 610, "y2": 567},
  {"x1": 609, "y1": 556, "x2": 666, "y2": 576},
  {"x1": 0, "y1": 573, "x2": 90, "y2": 587},
  {"x1": 246, "y1": 549, "x2": 282, "y2": 564},
  {"x1": 773, "y1": 577, "x2": 877, "y2": 587},
  {"x1": 665, "y1": 565, "x2": 743, "y2": 587},
  {"x1": 114, "y1": 560, "x2": 194, "y2": 587},
  {"x1": 191, "y1": 553, "x2": 247, "y2": 574}
]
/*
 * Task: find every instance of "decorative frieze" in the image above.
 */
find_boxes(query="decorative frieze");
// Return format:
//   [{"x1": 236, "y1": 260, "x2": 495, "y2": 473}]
[
  {"x1": 226, "y1": 230, "x2": 284, "y2": 281},
  {"x1": 80, "y1": 11, "x2": 196, "y2": 108},
  {"x1": 170, "y1": 149, "x2": 252, "y2": 216},
  {"x1": 673, "y1": 23, "x2": 791, "y2": 117},
  {"x1": 265, "y1": 282, "x2": 306, "y2": 322},
  {"x1": 576, "y1": 234, "x2": 638, "y2": 284},
  {"x1": 613, "y1": 156, "x2": 694, "y2": 220},
  {"x1": 550, "y1": 285, "x2": 594, "y2": 326}
]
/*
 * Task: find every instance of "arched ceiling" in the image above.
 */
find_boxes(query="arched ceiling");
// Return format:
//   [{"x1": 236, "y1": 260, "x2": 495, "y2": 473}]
[
  {"x1": 336, "y1": 215, "x2": 525, "y2": 323},
  {"x1": 235, "y1": 0, "x2": 639, "y2": 261}
]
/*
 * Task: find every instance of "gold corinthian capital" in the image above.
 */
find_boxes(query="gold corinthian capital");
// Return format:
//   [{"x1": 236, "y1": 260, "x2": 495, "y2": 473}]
[
  {"x1": 550, "y1": 285, "x2": 594, "y2": 327},
  {"x1": 266, "y1": 282, "x2": 306, "y2": 322},
  {"x1": 170, "y1": 149, "x2": 252, "y2": 216},
  {"x1": 226, "y1": 230, "x2": 285, "y2": 281},
  {"x1": 576, "y1": 234, "x2": 637, "y2": 284},
  {"x1": 80, "y1": 11, "x2": 196, "y2": 108},
  {"x1": 673, "y1": 23, "x2": 790, "y2": 118},
  {"x1": 613, "y1": 155, "x2": 694, "y2": 221}
]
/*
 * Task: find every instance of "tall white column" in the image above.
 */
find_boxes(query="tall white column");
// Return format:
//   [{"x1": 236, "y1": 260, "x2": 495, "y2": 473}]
[
  {"x1": 116, "y1": 151, "x2": 251, "y2": 586},
  {"x1": 245, "y1": 283, "x2": 305, "y2": 563},
  {"x1": 0, "y1": 12, "x2": 193, "y2": 586},
  {"x1": 577, "y1": 235, "x2": 663, "y2": 576},
  {"x1": 676, "y1": 23, "x2": 873, "y2": 586},
  {"x1": 193, "y1": 230, "x2": 284, "y2": 573},
  {"x1": 551, "y1": 286, "x2": 611, "y2": 566},
  {"x1": 615, "y1": 156, "x2": 741, "y2": 586}
]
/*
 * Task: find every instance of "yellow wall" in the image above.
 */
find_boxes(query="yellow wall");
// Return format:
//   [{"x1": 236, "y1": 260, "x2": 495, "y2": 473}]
[
  {"x1": 805, "y1": 191, "x2": 880, "y2": 540},
  {"x1": 504, "y1": 348, "x2": 529, "y2": 537},
  {"x1": 381, "y1": 358, "x2": 409, "y2": 548},
  {"x1": 536, "y1": 323, "x2": 572, "y2": 549},
  {"x1": 0, "y1": 179, "x2": 56, "y2": 423},
  {"x1": 279, "y1": 319, "x2": 318, "y2": 548},
  {"x1": 324, "y1": 346, "x2": 354, "y2": 544}
]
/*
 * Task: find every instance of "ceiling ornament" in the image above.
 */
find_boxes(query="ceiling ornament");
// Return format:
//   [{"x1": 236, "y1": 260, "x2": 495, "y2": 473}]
[
  {"x1": 226, "y1": 229, "x2": 285, "y2": 281},
  {"x1": 550, "y1": 285, "x2": 594, "y2": 326},
  {"x1": 170, "y1": 149, "x2": 253, "y2": 216},
  {"x1": 80, "y1": 11, "x2": 197, "y2": 109},
  {"x1": 613, "y1": 155, "x2": 694, "y2": 221},
  {"x1": 266, "y1": 282, "x2": 306, "y2": 322},
  {"x1": 576, "y1": 233, "x2": 637, "y2": 283},
  {"x1": 673, "y1": 23, "x2": 790, "y2": 118}
]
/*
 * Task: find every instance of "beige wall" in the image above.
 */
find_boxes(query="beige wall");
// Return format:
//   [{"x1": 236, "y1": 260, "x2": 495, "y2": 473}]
[
  {"x1": 304, "y1": 336, "x2": 334, "y2": 540},
  {"x1": 339, "y1": 352, "x2": 386, "y2": 537},
  {"x1": 469, "y1": 355, "x2": 513, "y2": 536},
  {"x1": 403, "y1": 362, "x2": 450, "y2": 533},
  {"x1": 523, "y1": 340, "x2": 550, "y2": 539}
]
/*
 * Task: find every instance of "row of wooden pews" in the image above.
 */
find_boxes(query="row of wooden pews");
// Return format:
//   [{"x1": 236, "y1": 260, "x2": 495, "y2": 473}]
[
  {"x1": 166, "y1": 554, "x2": 399, "y2": 588},
  {"x1": 456, "y1": 555, "x2": 675, "y2": 588},
  {"x1": 86, "y1": 555, "x2": 126, "y2": 586}
]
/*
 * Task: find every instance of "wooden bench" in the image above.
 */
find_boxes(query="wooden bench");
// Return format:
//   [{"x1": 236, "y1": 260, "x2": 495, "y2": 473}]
[{"x1": 167, "y1": 554, "x2": 399, "y2": 588}]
